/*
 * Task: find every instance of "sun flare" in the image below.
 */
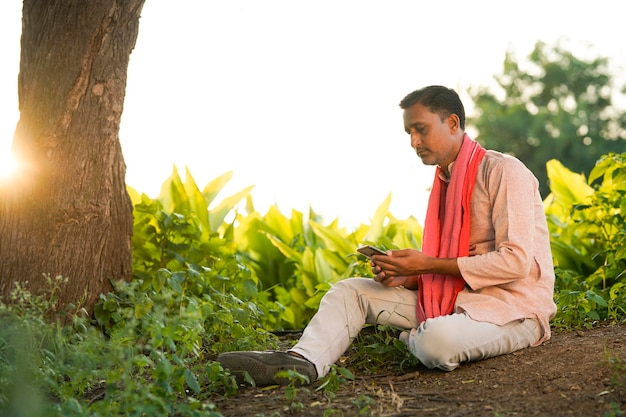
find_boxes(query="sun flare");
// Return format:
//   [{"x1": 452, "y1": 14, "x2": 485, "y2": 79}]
[{"x1": 0, "y1": 149, "x2": 19, "y2": 180}]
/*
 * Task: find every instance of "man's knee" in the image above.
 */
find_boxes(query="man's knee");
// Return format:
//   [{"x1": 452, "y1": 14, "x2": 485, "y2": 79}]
[
  {"x1": 407, "y1": 315, "x2": 541, "y2": 371},
  {"x1": 409, "y1": 317, "x2": 463, "y2": 371}
]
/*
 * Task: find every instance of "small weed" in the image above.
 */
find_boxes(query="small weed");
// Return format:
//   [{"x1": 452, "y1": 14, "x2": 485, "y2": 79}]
[
  {"x1": 347, "y1": 324, "x2": 419, "y2": 376},
  {"x1": 316, "y1": 364, "x2": 355, "y2": 400},
  {"x1": 605, "y1": 351, "x2": 626, "y2": 389},
  {"x1": 322, "y1": 408, "x2": 345, "y2": 416},
  {"x1": 275, "y1": 369, "x2": 311, "y2": 411},
  {"x1": 604, "y1": 402, "x2": 625, "y2": 417},
  {"x1": 351, "y1": 394, "x2": 376, "y2": 415},
  {"x1": 275, "y1": 369, "x2": 312, "y2": 389}
]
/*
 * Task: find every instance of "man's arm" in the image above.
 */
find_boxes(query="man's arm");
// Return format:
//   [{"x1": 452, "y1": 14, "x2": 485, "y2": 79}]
[{"x1": 371, "y1": 249, "x2": 461, "y2": 288}]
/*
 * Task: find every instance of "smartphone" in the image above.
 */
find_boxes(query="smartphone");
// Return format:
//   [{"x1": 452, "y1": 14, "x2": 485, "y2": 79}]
[{"x1": 356, "y1": 245, "x2": 387, "y2": 258}]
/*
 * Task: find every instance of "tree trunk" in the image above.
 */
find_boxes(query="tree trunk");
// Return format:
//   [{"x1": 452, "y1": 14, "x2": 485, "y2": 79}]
[{"x1": 0, "y1": 0, "x2": 145, "y2": 316}]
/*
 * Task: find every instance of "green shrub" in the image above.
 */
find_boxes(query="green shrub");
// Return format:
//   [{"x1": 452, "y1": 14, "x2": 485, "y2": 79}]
[
  {"x1": 235, "y1": 193, "x2": 422, "y2": 329},
  {"x1": 545, "y1": 153, "x2": 626, "y2": 327}
]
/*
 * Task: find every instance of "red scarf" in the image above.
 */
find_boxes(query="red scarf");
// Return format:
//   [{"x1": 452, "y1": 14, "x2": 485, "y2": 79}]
[{"x1": 416, "y1": 134, "x2": 486, "y2": 323}]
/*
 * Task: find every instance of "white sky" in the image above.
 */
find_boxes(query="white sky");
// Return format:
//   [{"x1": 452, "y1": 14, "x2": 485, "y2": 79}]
[{"x1": 1, "y1": 1, "x2": 624, "y2": 229}]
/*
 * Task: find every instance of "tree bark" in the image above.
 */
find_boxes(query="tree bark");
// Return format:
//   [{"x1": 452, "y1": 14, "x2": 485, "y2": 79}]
[{"x1": 0, "y1": 0, "x2": 145, "y2": 315}]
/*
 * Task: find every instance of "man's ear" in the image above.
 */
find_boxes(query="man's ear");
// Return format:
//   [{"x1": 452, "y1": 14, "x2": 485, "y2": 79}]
[{"x1": 447, "y1": 114, "x2": 460, "y2": 133}]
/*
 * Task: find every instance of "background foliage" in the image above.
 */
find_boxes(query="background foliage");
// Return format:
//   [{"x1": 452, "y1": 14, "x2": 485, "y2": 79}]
[
  {"x1": 469, "y1": 40, "x2": 626, "y2": 197},
  {"x1": 2, "y1": 153, "x2": 625, "y2": 416},
  {"x1": 544, "y1": 153, "x2": 626, "y2": 327}
]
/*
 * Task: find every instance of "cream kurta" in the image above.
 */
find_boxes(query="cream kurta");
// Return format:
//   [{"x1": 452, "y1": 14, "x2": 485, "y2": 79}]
[{"x1": 456, "y1": 150, "x2": 556, "y2": 345}]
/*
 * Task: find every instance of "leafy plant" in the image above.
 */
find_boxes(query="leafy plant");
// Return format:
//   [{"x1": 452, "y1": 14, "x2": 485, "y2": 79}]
[
  {"x1": 346, "y1": 324, "x2": 419, "y2": 377},
  {"x1": 235, "y1": 193, "x2": 423, "y2": 329},
  {"x1": 270, "y1": 369, "x2": 313, "y2": 413},
  {"x1": 0, "y1": 167, "x2": 275, "y2": 416},
  {"x1": 351, "y1": 394, "x2": 377, "y2": 415},
  {"x1": 545, "y1": 154, "x2": 626, "y2": 327},
  {"x1": 316, "y1": 365, "x2": 355, "y2": 400}
]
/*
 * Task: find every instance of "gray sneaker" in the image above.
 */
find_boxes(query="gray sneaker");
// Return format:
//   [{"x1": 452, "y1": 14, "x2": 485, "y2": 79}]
[{"x1": 217, "y1": 351, "x2": 317, "y2": 386}]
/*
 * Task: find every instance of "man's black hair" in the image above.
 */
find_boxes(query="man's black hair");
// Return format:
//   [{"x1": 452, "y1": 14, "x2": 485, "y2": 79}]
[{"x1": 399, "y1": 86, "x2": 465, "y2": 129}]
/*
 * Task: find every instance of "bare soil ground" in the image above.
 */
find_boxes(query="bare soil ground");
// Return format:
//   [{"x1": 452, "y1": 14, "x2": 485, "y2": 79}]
[{"x1": 211, "y1": 323, "x2": 626, "y2": 417}]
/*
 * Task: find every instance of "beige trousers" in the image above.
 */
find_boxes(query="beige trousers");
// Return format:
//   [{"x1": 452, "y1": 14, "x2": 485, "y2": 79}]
[{"x1": 290, "y1": 277, "x2": 541, "y2": 378}]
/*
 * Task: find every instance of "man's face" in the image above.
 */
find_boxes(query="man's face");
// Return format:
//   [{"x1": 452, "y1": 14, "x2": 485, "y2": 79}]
[{"x1": 403, "y1": 102, "x2": 461, "y2": 169}]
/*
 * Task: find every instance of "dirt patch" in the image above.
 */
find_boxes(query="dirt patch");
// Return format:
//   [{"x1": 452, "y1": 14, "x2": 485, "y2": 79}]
[{"x1": 211, "y1": 323, "x2": 626, "y2": 416}]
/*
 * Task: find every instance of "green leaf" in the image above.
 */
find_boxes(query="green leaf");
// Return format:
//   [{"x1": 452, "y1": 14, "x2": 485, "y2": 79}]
[
  {"x1": 168, "y1": 273, "x2": 185, "y2": 294},
  {"x1": 208, "y1": 186, "x2": 255, "y2": 233},
  {"x1": 262, "y1": 232, "x2": 303, "y2": 262},
  {"x1": 126, "y1": 185, "x2": 142, "y2": 206},
  {"x1": 158, "y1": 165, "x2": 189, "y2": 213},
  {"x1": 183, "y1": 166, "x2": 211, "y2": 239},
  {"x1": 262, "y1": 205, "x2": 297, "y2": 243},
  {"x1": 184, "y1": 368, "x2": 201, "y2": 394},
  {"x1": 338, "y1": 366, "x2": 355, "y2": 379},
  {"x1": 366, "y1": 194, "x2": 392, "y2": 242},
  {"x1": 586, "y1": 290, "x2": 608, "y2": 307},
  {"x1": 134, "y1": 299, "x2": 154, "y2": 318},
  {"x1": 154, "y1": 268, "x2": 170, "y2": 293},
  {"x1": 545, "y1": 159, "x2": 593, "y2": 208},
  {"x1": 300, "y1": 248, "x2": 318, "y2": 295},
  {"x1": 309, "y1": 221, "x2": 354, "y2": 256},
  {"x1": 314, "y1": 247, "x2": 334, "y2": 284},
  {"x1": 93, "y1": 302, "x2": 110, "y2": 326},
  {"x1": 202, "y1": 170, "x2": 234, "y2": 207}
]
